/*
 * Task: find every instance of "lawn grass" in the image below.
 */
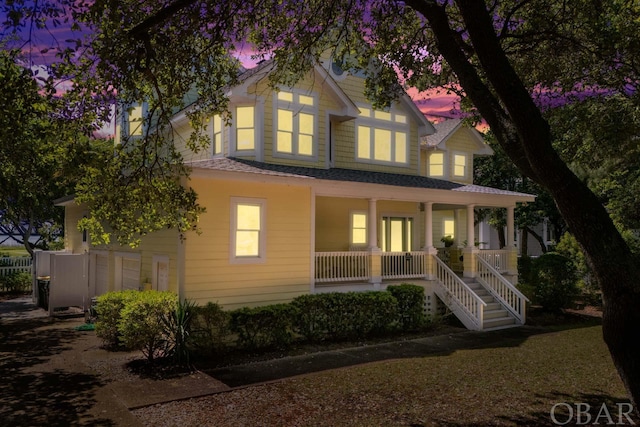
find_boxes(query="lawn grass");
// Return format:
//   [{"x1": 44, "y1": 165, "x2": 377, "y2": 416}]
[
  {"x1": 0, "y1": 245, "x2": 29, "y2": 257},
  {"x1": 138, "y1": 323, "x2": 637, "y2": 426}
]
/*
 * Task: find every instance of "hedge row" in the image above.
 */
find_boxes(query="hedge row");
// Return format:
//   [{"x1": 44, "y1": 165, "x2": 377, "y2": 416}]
[
  {"x1": 94, "y1": 284, "x2": 428, "y2": 361},
  {"x1": 194, "y1": 283, "x2": 427, "y2": 351}
]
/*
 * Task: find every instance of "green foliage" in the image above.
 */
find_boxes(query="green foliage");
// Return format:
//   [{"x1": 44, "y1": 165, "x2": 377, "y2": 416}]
[
  {"x1": 386, "y1": 284, "x2": 425, "y2": 331},
  {"x1": 190, "y1": 302, "x2": 231, "y2": 356},
  {"x1": 229, "y1": 304, "x2": 296, "y2": 350},
  {"x1": 162, "y1": 298, "x2": 197, "y2": 366},
  {"x1": 94, "y1": 290, "x2": 141, "y2": 347},
  {"x1": 529, "y1": 253, "x2": 580, "y2": 312},
  {"x1": 555, "y1": 233, "x2": 591, "y2": 286},
  {"x1": 118, "y1": 291, "x2": 178, "y2": 362},
  {"x1": 0, "y1": 271, "x2": 32, "y2": 293},
  {"x1": 291, "y1": 291, "x2": 398, "y2": 342}
]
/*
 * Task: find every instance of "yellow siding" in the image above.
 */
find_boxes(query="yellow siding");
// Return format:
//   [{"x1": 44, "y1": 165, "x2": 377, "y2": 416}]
[
  {"x1": 173, "y1": 119, "x2": 210, "y2": 163},
  {"x1": 433, "y1": 209, "x2": 468, "y2": 247},
  {"x1": 64, "y1": 203, "x2": 86, "y2": 253},
  {"x1": 184, "y1": 177, "x2": 312, "y2": 309},
  {"x1": 445, "y1": 128, "x2": 481, "y2": 184}
]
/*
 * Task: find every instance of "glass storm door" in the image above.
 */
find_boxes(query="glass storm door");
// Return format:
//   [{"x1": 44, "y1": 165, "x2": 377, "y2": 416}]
[{"x1": 381, "y1": 217, "x2": 413, "y2": 252}]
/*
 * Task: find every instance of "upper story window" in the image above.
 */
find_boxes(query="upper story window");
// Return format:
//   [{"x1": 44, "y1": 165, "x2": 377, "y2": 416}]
[
  {"x1": 235, "y1": 106, "x2": 255, "y2": 152},
  {"x1": 212, "y1": 114, "x2": 223, "y2": 156},
  {"x1": 453, "y1": 153, "x2": 468, "y2": 178},
  {"x1": 356, "y1": 107, "x2": 408, "y2": 165},
  {"x1": 127, "y1": 104, "x2": 144, "y2": 137},
  {"x1": 428, "y1": 152, "x2": 445, "y2": 177},
  {"x1": 274, "y1": 91, "x2": 317, "y2": 159}
]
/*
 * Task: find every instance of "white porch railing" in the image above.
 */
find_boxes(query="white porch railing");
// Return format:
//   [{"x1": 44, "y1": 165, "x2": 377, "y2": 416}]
[
  {"x1": 476, "y1": 256, "x2": 529, "y2": 324},
  {"x1": 477, "y1": 250, "x2": 509, "y2": 272},
  {"x1": 381, "y1": 252, "x2": 426, "y2": 280},
  {"x1": 315, "y1": 252, "x2": 370, "y2": 283},
  {"x1": 433, "y1": 256, "x2": 486, "y2": 330}
]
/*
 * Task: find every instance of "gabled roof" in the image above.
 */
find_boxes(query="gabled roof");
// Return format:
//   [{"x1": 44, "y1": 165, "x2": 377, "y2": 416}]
[
  {"x1": 422, "y1": 118, "x2": 493, "y2": 155},
  {"x1": 187, "y1": 158, "x2": 533, "y2": 198}
]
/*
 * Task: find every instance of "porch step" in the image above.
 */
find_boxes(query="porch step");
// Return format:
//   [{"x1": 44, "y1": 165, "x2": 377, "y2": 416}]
[{"x1": 444, "y1": 276, "x2": 519, "y2": 331}]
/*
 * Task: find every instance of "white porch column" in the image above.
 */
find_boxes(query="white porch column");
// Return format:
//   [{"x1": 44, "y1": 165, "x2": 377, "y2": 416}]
[
  {"x1": 424, "y1": 202, "x2": 434, "y2": 250},
  {"x1": 368, "y1": 199, "x2": 378, "y2": 250},
  {"x1": 466, "y1": 204, "x2": 475, "y2": 248},
  {"x1": 368, "y1": 199, "x2": 381, "y2": 288},
  {"x1": 506, "y1": 205, "x2": 516, "y2": 248}
]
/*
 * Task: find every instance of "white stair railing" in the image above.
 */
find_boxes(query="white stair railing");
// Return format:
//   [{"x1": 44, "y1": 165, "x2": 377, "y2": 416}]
[
  {"x1": 433, "y1": 256, "x2": 486, "y2": 330},
  {"x1": 476, "y1": 256, "x2": 529, "y2": 324},
  {"x1": 315, "y1": 252, "x2": 369, "y2": 283},
  {"x1": 477, "y1": 250, "x2": 509, "y2": 272}
]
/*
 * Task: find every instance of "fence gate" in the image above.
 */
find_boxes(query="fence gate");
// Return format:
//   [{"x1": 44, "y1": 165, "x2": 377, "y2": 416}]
[{"x1": 48, "y1": 253, "x2": 89, "y2": 315}]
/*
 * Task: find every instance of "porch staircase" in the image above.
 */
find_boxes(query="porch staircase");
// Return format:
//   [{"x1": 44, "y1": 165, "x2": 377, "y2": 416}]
[
  {"x1": 432, "y1": 255, "x2": 527, "y2": 331},
  {"x1": 459, "y1": 277, "x2": 517, "y2": 330}
]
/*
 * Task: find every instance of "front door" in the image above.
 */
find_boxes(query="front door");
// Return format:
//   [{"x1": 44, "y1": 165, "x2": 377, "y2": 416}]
[{"x1": 381, "y1": 216, "x2": 414, "y2": 252}]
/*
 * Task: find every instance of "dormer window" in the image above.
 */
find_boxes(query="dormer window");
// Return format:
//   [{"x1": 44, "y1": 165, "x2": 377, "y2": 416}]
[
  {"x1": 274, "y1": 90, "x2": 317, "y2": 159},
  {"x1": 453, "y1": 153, "x2": 468, "y2": 178},
  {"x1": 212, "y1": 114, "x2": 223, "y2": 156},
  {"x1": 428, "y1": 152, "x2": 445, "y2": 177},
  {"x1": 356, "y1": 107, "x2": 408, "y2": 165},
  {"x1": 234, "y1": 106, "x2": 255, "y2": 152}
]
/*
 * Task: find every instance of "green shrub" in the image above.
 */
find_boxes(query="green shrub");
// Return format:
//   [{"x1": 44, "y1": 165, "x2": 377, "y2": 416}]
[
  {"x1": 162, "y1": 298, "x2": 197, "y2": 365},
  {"x1": 292, "y1": 291, "x2": 397, "y2": 341},
  {"x1": 118, "y1": 291, "x2": 178, "y2": 361},
  {"x1": 94, "y1": 290, "x2": 140, "y2": 347},
  {"x1": 230, "y1": 304, "x2": 297, "y2": 349},
  {"x1": 1, "y1": 271, "x2": 32, "y2": 293},
  {"x1": 387, "y1": 284, "x2": 425, "y2": 331},
  {"x1": 190, "y1": 302, "x2": 231, "y2": 356},
  {"x1": 530, "y1": 253, "x2": 579, "y2": 312}
]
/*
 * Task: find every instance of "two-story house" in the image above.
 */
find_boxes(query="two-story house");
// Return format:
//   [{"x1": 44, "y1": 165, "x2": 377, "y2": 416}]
[{"x1": 59, "y1": 58, "x2": 534, "y2": 330}]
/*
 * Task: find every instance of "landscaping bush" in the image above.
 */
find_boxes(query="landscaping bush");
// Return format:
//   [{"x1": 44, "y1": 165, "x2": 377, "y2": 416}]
[
  {"x1": 292, "y1": 291, "x2": 397, "y2": 341},
  {"x1": 118, "y1": 291, "x2": 178, "y2": 361},
  {"x1": 190, "y1": 302, "x2": 231, "y2": 356},
  {"x1": 94, "y1": 290, "x2": 140, "y2": 347},
  {"x1": 386, "y1": 284, "x2": 425, "y2": 331},
  {"x1": 530, "y1": 253, "x2": 579, "y2": 312},
  {"x1": 162, "y1": 298, "x2": 197, "y2": 366},
  {"x1": 229, "y1": 304, "x2": 297, "y2": 349},
  {"x1": 1, "y1": 271, "x2": 32, "y2": 293}
]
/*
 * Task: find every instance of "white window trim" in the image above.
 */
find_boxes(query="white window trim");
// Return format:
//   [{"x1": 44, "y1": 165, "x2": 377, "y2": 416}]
[
  {"x1": 230, "y1": 104, "x2": 258, "y2": 157},
  {"x1": 427, "y1": 150, "x2": 446, "y2": 178},
  {"x1": 211, "y1": 114, "x2": 224, "y2": 157},
  {"x1": 123, "y1": 102, "x2": 147, "y2": 138},
  {"x1": 349, "y1": 210, "x2": 368, "y2": 248},
  {"x1": 452, "y1": 151, "x2": 469, "y2": 179},
  {"x1": 230, "y1": 197, "x2": 267, "y2": 264},
  {"x1": 380, "y1": 213, "x2": 418, "y2": 252},
  {"x1": 354, "y1": 105, "x2": 410, "y2": 166},
  {"x1": 272, "y1": 90, "x2": 319, "y2": 161}
]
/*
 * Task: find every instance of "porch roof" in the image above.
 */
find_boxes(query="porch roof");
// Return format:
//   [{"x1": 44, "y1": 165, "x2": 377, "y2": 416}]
[{"x1": 187, "y1": 158, "x2": 534, "y2": 198}]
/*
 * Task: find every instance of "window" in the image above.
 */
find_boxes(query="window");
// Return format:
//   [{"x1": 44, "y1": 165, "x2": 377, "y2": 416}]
[
  {"x1": 381, "y1": 216, "x2": 414, "y2": 252},
  {"x1": 274, "y1": 91, "x2": 317, "y2": 158},
  {"x1": 453, "y1": 153, "x2": 467, "y2": 178},
  {"x1": 127, "y1": 104, "x2": 143, "y2": 136},
  {"x1": 235, "y1": 106, "x2": 255, "y2": 151},
  {"x1": 443, "y1": 218, "x2": 455, "y2": 239},
  {"x1": 350, "y1": 212, "x2": 368, "y2": 246},
  {"x1": 428, "y1": 152, "x2": 445, "y2": 177},
  {"x1": 212, "y1": 114, "x2": 223, "y2": 155},
  {"x1": 231, "y1": 198, "x2": 266, "y2": 262},
  {"x1": 356, "y1": 107, "x2": 408, "y2": 165}
]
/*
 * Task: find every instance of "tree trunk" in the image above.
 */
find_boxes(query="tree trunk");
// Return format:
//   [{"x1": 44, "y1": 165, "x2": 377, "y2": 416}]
[
  {"x1": 524, "y1": 226, "x2": 548, "y2": 254},
  {"x1": 497, "y1": 226, "x2": 506, "y2": 249},
  {"x1": 520, "y1": 227, "x2": 528, "y2": 256},
  {"x1": 410, "y1": 0, "x2": 640, "y2": 411}
]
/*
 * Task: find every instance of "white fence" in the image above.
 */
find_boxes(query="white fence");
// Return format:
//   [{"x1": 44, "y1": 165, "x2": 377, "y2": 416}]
[
  {"x1": 0, "y1": 257, "x2": 33, "y2": 292},
  {"x1": 315, "y1": 252, "x2": 370, "y2": 283}
]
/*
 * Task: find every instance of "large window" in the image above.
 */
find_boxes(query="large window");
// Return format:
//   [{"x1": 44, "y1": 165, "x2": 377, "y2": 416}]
[
  {"x1": 231, "y1": 198, "x2": 266, "y2": 262},
  {"x1": 274, "y1": 91, "x2": 316, "y2": 158},
  {"x1": 428, "y1": 152, "x2": 445, "y2": 177},
  {"x1": 350, "y1": 212, "x2": 368, "y2": 246},
  {"x1": 235, "y1": 106, "x2": 255, "y2": 152},
  {"x1": 453, "y1": 153, "x2": 468, "y2": 178},
  {"x1": 356, "y1": 107, "x2": 408, "y2": 165}
]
